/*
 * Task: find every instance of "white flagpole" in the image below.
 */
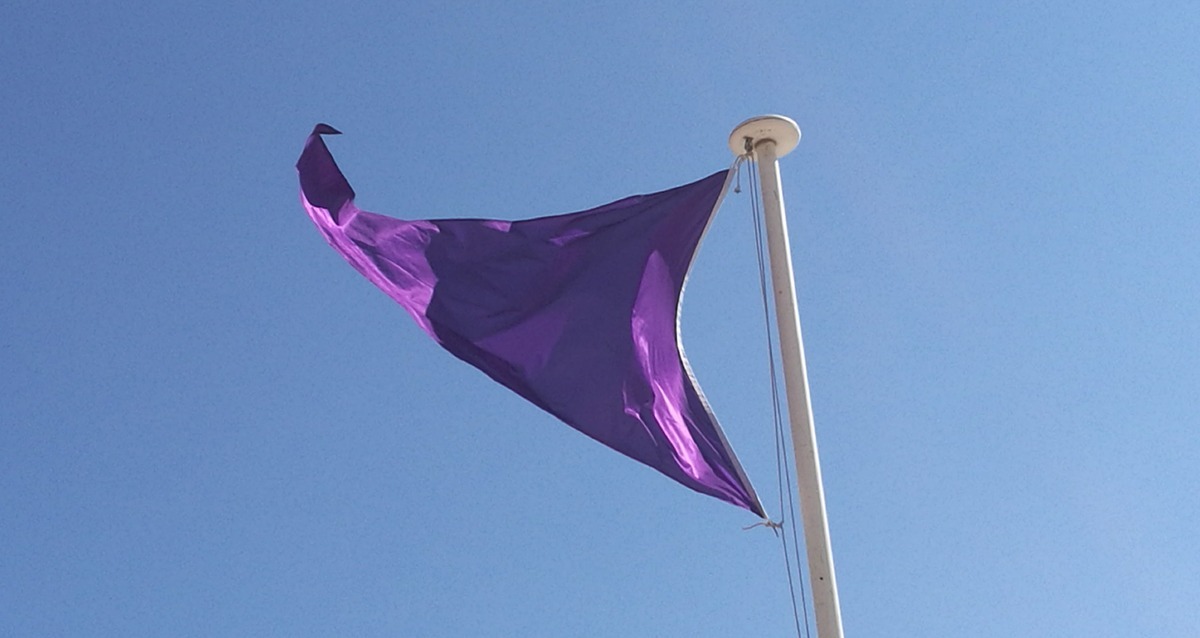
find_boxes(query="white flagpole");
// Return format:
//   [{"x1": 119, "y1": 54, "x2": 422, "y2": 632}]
[{"x1": 729, "y1": 115, "x2": 844, "y2": 638}]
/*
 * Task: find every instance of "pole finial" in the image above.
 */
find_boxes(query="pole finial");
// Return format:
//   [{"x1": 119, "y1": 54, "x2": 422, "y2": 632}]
[{"x1": 728, "y1": 115, "x2": 801, "y2": 158}]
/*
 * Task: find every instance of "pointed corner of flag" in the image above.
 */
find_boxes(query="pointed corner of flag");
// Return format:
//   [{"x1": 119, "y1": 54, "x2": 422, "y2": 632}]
[
  {"x1": 297, "y1": 125, "x2": 355, "y2": 218},
  {"x1": 312, "y1": 123, "x2": 342, "y2": 136}
]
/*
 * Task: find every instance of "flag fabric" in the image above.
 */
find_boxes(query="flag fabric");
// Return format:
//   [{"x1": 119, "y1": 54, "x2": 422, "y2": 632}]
[{"x1": 298, "y1": 124, "x2": 764, "y2": 517}]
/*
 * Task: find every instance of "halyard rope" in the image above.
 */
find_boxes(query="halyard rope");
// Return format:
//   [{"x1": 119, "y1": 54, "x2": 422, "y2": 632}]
[{"x1": 737, "y1": 152, "x2": 812, "y2": 638}]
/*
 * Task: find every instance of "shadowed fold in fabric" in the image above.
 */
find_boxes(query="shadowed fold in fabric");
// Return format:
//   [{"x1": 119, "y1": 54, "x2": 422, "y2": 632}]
[{"x1": 298, "y1": 125, "x2": 763, "y2": 517}]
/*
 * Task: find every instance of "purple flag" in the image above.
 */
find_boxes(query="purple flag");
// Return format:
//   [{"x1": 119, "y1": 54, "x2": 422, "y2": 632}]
[{"x1": 298, "y1": 125, "x2": 764, "y2": 516}]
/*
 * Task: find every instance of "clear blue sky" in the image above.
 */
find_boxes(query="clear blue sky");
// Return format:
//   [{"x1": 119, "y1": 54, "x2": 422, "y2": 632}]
[{"x1": 2, "y1": 2, "x2": 1197, "y2": 636}]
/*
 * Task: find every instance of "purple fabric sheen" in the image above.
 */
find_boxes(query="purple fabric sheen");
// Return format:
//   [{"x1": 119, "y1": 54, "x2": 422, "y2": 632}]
[{"x1": 297, "y1": 125, "x2": 764, "y2": 517}]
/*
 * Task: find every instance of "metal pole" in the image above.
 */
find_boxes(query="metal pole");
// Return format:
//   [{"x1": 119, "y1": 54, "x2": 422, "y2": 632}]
[{"x1": 729, "y1": 115, "x2": 844, "y2": 638}]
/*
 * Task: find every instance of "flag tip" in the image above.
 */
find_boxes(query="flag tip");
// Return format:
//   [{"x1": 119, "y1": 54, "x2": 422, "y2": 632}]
[{"x1": 312, "y1": 123, "x2": 342, "y2": 136}]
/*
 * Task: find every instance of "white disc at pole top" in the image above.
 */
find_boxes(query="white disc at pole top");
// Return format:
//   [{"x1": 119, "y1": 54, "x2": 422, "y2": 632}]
[{"x1": 728, "y1": 115, "x2": 801, "y2": 157}]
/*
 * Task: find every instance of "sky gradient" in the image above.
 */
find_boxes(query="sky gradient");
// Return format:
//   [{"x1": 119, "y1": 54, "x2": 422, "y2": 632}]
[{"x1": 2, "y1": 2, "x2": 1198, "y2": 636}]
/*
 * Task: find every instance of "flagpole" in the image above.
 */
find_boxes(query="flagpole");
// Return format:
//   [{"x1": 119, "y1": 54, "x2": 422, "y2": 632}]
[{"x1": 729, "y1": 115, "x2": 844, "y2": 638}]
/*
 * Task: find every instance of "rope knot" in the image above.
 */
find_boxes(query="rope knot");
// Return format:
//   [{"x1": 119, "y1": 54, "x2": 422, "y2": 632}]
[{"x1": 743, "y1": 518, "x2": 784, "y2": 537}]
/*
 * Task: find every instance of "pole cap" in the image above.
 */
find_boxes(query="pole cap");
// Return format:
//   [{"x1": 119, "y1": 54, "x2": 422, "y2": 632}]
[{"x1": 728, "y1": 115, "x2": 801, "y2": 157}]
